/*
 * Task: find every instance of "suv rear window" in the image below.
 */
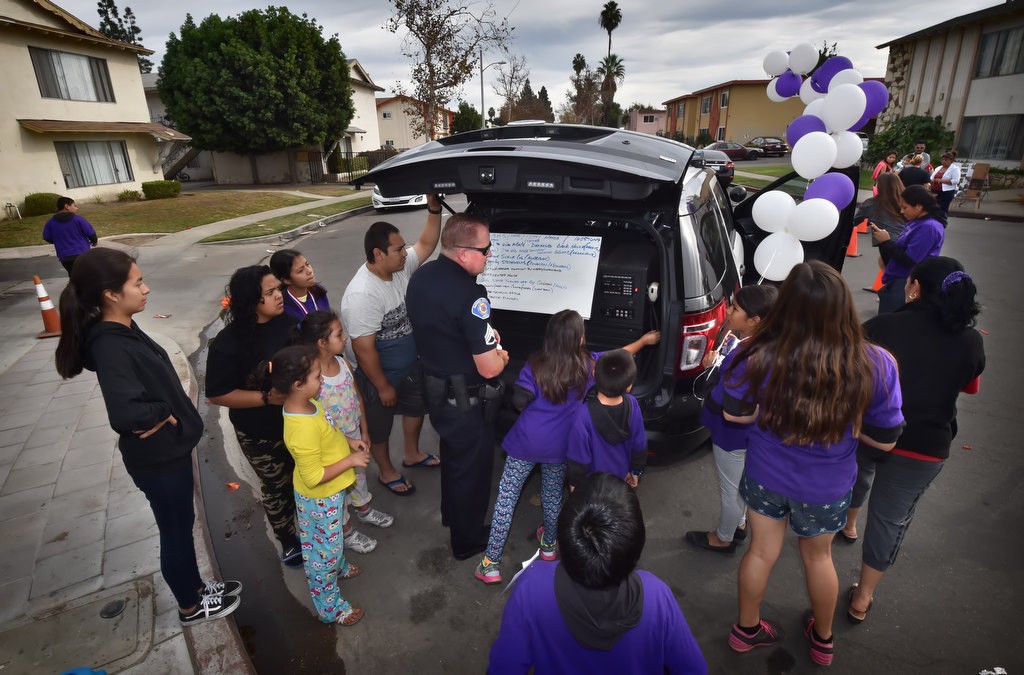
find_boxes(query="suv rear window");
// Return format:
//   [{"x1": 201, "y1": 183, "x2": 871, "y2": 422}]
[{"x1": 682, "y1": 202, "x2": 729, "y2": 297}]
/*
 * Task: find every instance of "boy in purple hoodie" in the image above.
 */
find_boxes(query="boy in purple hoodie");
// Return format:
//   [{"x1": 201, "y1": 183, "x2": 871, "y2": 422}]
[
  {"x1": 42, "y1": 197, "x2": 97, "y2": 274},
  {"x1": 566, "y1": 349, "x2": 647, "y2": 489}
]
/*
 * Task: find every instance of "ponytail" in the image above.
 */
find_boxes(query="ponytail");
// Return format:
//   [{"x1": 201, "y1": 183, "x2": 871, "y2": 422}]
[
  {"x1": 909, "y1": 256, "x2": 980, "y2": 331},
  {"x1": 247, "y1": 345, "x2": 318, "y2": 397}
]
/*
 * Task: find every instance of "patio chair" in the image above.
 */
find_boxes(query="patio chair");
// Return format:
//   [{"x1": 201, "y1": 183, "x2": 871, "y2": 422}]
[{"x1": 956, "y1": 163, "x2": 989, "y2": 211}]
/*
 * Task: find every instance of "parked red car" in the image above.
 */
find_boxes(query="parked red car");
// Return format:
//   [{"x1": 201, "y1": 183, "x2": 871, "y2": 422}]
[
  {"x1": 706, "y1": 141, "x2": 761, "y2": 161},
  {"x1": 748, "y1": 136, "x2": 790, "y2": 157}
]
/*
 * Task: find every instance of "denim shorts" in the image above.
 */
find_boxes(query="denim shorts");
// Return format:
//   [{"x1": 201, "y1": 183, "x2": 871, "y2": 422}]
[{"x1": 739, "y1": 472, "x2": 850, "y2": 537}]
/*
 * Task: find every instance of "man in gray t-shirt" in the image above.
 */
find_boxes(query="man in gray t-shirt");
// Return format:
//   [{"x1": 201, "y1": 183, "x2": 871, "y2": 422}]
[{"x1": 340, "y1": 195, "x2": 442, "y2": 495}]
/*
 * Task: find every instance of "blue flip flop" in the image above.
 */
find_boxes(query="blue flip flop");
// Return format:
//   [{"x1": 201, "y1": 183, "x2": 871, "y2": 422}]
[
  {"x1": 402, "y1": 454, "x2": 441, "y2": 469},
  {"x1": 378, "y1": 475, "x2": 416, "y2": 496}
]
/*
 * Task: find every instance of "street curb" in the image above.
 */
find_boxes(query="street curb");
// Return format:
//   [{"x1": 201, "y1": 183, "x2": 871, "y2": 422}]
[
  {"x1": 153, "y1": 332, "x2": 255, "y2": 675},
  {"x1": 182, "y1": 204, "x2": 376, "y2": 246}
]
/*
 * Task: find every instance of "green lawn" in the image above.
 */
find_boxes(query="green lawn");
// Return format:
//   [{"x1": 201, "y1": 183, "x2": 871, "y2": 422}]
[
  {"x1": 200, "y1": 196, "x2": 373, "y2": 243},
  {"x1": 0, "y1": 191, "x2": 313, "y2": 249},
  {"x1": 738, "y1": 164, "x2": 874, "y2": 191}
]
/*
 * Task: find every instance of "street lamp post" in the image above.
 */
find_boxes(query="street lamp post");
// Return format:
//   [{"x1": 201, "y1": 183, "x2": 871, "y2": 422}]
[{"x1": 480, "y1": 46, "x2": 506, "y2": 129}]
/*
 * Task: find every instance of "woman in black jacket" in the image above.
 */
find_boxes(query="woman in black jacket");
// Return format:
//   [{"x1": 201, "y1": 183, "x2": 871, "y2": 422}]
[
  {"x1": 55, "y1": 247, "x2": 241, "y2": 626},
  {"x1": 841, "y1": 256, "x2": 985, "y2": 624}
]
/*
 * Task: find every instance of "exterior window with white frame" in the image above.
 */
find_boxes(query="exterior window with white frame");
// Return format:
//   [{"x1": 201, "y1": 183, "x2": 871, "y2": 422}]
[
  {"x1": 700, "y1": 96, "x2": 711, "y2": 115},
  {"x1": 677, "y1": 103, "x2": 684, "y2": 117},
  {"x1": 382, "y1": 111, "x2": 393, "y2": 119},
  {"x1": 54, "y1": 141, "x2": 133, "y2": 188},
  {"x1": 717, "y1": 127, "x2": 726, "y2": 141},
  {"x1": 29, "y1": 47, "x2": 115, "y2": 102},
  {"x1": 720, "y1": 91, "x2": 729, "y2": 108},
  {"x1": 643, "y1": 114, "x2": 655, "y2": 124}
]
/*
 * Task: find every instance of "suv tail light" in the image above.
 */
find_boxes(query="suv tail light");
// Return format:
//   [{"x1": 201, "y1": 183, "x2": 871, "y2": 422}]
[
  {"x1": 725, "y1": 161, "x2": 734, "y2": 169},
  {"x1": 676, "y1": 301, "x2": 727, "y2": 374}
]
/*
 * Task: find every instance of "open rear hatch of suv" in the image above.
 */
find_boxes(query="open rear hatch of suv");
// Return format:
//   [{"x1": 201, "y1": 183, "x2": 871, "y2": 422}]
[{"x1": 355, "y1": 124, "x2": 695, "y2": 427}]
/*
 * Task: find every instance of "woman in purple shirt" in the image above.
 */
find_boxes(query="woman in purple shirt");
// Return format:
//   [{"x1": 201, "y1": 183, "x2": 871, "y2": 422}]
[
  {"x1": 870, "y1": 185, "x2": 946, "y2": 314},
  {"x1": 474, "y1": 310, "x2": 659, "y2": 585},
  {"x1": 721, "y1": 261, "x2": 904, "y2": 668}
]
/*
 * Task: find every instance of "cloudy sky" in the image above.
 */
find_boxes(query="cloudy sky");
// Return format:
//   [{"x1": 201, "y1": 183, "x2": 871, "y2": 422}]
[{"x1": 56, "y1": 0, "x2": 1001, "y2": 113}]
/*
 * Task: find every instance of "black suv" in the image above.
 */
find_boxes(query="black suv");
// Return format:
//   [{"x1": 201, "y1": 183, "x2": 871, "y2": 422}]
[{"x1": 356, "y1": 124, "x2": 855, "y2": 459}]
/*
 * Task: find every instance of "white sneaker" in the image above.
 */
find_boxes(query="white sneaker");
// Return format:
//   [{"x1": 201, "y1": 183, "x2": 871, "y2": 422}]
[
  {"x1": 356, "y1": 507, "x2": 394, "y2": 528},
  {"x1": 344, "y1": 529, "x2": 378, "y2": 554},
  {"x1": 179, "y1": 592, "x2": 241, "y2": 626}
]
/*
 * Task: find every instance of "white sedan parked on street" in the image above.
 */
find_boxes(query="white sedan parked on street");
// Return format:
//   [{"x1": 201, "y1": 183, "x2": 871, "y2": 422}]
[{"x1": 371, "y1": 184, "x2": 427, "y2": 210}]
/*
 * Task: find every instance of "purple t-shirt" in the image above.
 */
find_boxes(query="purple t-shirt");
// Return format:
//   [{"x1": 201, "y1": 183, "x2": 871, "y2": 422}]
[
  {"x1": 489, "y1": 562, "x2": 708, "y2": 675},
  {"x1": 566, "y1": 394, "x2": 646, "y2": 479},
  {"x1": 722, "y1": 345, "x2": 904, "y2": 503},
  {"x1": 502, "y1": 352, "x2": 600, "y2": 464},
  {"x1": 881, "y1": 216, "x2": 945, "y2": 285},
  {"x1": 700, "y1": 350, "x2": 748, "y2": 452},
  {"x1": 282, "y1": 288, "x2": 331, "y2": 321}
]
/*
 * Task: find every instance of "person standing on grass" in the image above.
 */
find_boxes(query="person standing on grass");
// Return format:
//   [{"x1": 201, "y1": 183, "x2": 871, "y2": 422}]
[
  {"x1": 42, "y1": 196, "x2": 97, "y2": 274},
  {"x1": 340, "y1": 195, "x2": 443, "y2": 498},
  {"x1": 206, "y1": 265, "x2": 303, "y2": 567},
  {"x1": 55, "y1": 247, "x2": 242, "y2": 626}
]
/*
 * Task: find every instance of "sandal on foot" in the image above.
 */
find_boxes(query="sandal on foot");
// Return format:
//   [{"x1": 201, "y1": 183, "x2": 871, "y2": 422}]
[
  {"x1": 846, "y1": 584, "x2": 873, "y2": 625},
  {"x1": 402, "y1": 454, "x2": 440, "y2": 469},
  {"x1": 837, "y1": 530, "x2": 858, "y2": 544},
  {"x1": 337, "y1": 607, "x2": 365, "y2": 626},
  {"x1": 378, "y1": 475, "x2": 416, "y2": 496},
  {"x1": 340, "y1": 562, "x2": 362, "y2": 580}
]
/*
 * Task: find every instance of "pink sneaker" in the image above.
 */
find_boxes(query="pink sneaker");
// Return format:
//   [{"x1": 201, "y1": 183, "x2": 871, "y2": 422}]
[
  {"x1": 803, "y1": 610, "x2": 834, "y2": 666},
  {"x1": 536, "y1": 527, "x2": 557, "y2": 561},
  {"x1": 728, "y1": 618, "x2": 785, "y2": 653}
]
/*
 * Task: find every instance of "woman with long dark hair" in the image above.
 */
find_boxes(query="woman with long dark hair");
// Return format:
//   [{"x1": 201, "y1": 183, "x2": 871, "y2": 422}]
[
  {"x1": 721, "y1": 261, "x2": 905, "y2": 667},
  {"x1": 56, "y1": 247, "x2": 241, "y2": 625},
  {"x1": 843, "y1": 257, "x2": 984, "y2": 624},
  {"x1": 871, "y1": 185, "x2": 946, "y2": 314},
  {"x1": 206, "y1": 265, "x2": 302, "y2": 566},
  {"x1": 269, "y1": 249, "x2": 332, "y2": 320}
]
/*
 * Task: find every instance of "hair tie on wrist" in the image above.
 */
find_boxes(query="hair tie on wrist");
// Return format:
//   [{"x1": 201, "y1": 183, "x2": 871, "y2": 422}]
[
  {"x1": 941, "y1": 271, "x2": 971, "y2": 293},
  {"x1": 428, "y1": 208, "x2": 442, "y2": 215}
]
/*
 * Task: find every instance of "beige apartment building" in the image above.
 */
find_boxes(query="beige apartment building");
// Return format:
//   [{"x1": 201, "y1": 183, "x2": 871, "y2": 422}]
[
  {"x1": 376, "y1": 95, "x2": 455, "y2": 149},
  {"x1": 1, "y1": 0, "x2": 186, "y2": 210},
  {"x1": 663, "y1": 80, "x2": 805, "y2": 144}
]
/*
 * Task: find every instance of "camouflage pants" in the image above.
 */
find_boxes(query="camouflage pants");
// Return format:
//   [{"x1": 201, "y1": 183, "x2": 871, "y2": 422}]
[{"x1": 234, "y1": 430, "x2": 298, "y2": 549}]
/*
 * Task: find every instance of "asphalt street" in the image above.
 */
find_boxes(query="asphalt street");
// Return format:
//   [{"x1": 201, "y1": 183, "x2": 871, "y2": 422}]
[{"x1": 2, "y1": 198, "x2": 1020, "y2": 674}]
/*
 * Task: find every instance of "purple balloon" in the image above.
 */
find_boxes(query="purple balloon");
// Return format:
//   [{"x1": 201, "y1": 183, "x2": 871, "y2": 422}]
[
  {"x1": 804, "y1": 172, "x2": 855, "y2": 210},
  {"x1": 810, "y1": 55, "x2": 854, "y2": 93},
  {"x1": 787, "y1": 114, "x2": 827, "y2": 147},
  {"x1": 847, "y1": 80, "x2": 890, "y2": 131},
  {"x1": 775, "y1": 70, "x2": 802, "y2": 98}
]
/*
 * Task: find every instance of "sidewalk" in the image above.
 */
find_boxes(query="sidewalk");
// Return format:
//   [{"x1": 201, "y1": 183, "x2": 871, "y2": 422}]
[{"x1": 0, "y1": 334, "x2": 252, "y2": 674}]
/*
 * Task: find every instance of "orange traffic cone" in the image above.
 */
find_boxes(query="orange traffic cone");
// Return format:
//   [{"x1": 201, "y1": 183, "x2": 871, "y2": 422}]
[
  {"x1": 856, "y1": 218, "x2": 869, "y2": 234},
  {"x1": 33, "y1": 275, "x2": 61, "y2": 339},
  {"x1": 863, "y1": 269, "x2": 884, "y2": 293},
  {"x1": 845, "y1": 228, "x2": 861, "y2": 257}
]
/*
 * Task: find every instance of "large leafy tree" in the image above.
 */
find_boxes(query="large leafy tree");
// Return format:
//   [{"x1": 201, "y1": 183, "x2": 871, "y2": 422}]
[
  {"x1": 559, "y1": 54, "x2": 600, "y2": 124},
  {"x1": 159, "y1": 7, "x2": 353, "y2": 182},
  {"x1": 598, "y1": 1, "x2": 621, "y2": 60},
  {"x1": 451, "y1": 101, "x2": 482, "y2": 133},
  {"x1": 95, "y1": 0, "x2": 152, "y2": 72},
  {"x1": 387, "y1": 0, "x2": 512, "y2": 141}
]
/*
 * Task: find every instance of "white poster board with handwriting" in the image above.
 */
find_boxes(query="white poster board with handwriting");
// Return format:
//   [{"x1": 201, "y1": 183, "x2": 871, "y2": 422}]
[{"x1": 478, "y1": 233, "x2": 602, "y2": 318}]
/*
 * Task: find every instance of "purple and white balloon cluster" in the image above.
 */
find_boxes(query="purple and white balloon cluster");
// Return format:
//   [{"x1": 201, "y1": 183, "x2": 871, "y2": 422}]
[{"x1": 753, "y1": 44, "x2": 889, "y2": 281}]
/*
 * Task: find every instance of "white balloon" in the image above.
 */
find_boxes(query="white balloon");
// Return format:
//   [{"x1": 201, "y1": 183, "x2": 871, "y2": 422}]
[
  {"x1": 787, "y1": 198, "x2": 840, "y2": 242},
  {"x1": 754, "y1": 231, "x2": 805, "y2": 282},
  {"x1": 821, "y1": 83, "x2": 867, "y2": 133},
  {"x1": 752, "y1": 190, "x2": 796, "y2": 234},
  {"x1": 800, "y1": 77, "x2": 825, "y2": 105},
  {"x1": 788, "y1": 43, "x2": 819, "y2": 75},
  {"x1": 804, "y1": 98, "x2": 825, "y2": 120},
  {"x1": 791, "y1": 131, "x2": 838, "y2": 180},
  {"x1": 766, "y1": 78, "x2": 786, "y2": 103},
  {"x1": 828, "y1": 68, "x2": 864, "y2": 91},
  {"x1": 831, "y1": 130, "x2": 864, "y2": 168},
  {"x1": 763, "y1": 50, "x2": 789, "y2": 77}
]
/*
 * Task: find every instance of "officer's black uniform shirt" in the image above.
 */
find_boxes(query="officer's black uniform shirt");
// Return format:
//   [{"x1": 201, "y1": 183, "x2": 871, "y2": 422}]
[{"x1": 407, "y1": 254, "x2": 498, "y2": 385}]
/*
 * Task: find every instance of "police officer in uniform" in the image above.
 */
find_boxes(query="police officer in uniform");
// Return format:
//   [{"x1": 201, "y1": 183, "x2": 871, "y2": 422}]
[{"x1": 406, "y1": 213, "x2": 509, "y2": 560}]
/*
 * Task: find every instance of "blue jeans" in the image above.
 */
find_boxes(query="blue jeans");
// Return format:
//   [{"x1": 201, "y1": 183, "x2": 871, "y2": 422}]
[{"x1": 128, "y1": 459, "x2": 203, "y2": 609}]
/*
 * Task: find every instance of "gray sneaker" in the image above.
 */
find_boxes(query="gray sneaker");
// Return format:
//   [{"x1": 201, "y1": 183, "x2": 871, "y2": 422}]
[
  {"x1": 344, "y1": 529, "x2": 378, "y2": 554},
  {"x1": 356, "y1": 507, "x2": 394, "y2": 528}
]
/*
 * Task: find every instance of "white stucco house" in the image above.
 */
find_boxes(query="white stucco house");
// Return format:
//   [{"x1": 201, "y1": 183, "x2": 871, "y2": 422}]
[
  {"x1": 376, "y1": 95, "x2": 455, "y2": 149},
  {"x1": 876, "y1": 0, "x2": 1023, "y2": 168},
  {"x1": 0, "y1": 0, "x2": 188, "y2": 212}
]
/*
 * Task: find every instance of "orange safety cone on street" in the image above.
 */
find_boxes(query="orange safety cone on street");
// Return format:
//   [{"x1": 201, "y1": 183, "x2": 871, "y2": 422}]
[
  {"x1": 845, "y1": 228, "x2": 861, "y2": 257},
  {"x1": 856, "y1": 218, "x2": 869, "y2": 234},
  {"x1": 33, "y1": 275, "x2": 61, "y2": 339},
  {"x1": 863, "y1": 269, "x2": 884, "y2": 293}
]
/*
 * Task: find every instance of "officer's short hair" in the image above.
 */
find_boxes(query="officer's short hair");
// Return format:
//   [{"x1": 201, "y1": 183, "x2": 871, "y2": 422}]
[
  {"x1": 441, "y1": 213, "x2": 488, "y2": 252},
  {"x1": 595, "y1": 349, "x2": 636, "y2": 397},
  {"x1": 364, "y1": 221, "x2": 400, "y2": 263}
]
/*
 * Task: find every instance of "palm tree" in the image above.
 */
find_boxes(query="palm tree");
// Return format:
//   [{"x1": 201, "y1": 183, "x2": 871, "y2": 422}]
[
  {"x1": 599, "y1": 1, "x2": 622, "y2": 59},
  {"x1": 572, "y1": 52, "x2": 587, "y2": 77},
  {"x1": 596, "y1": 54, "x2": 625, "y2": 127}
]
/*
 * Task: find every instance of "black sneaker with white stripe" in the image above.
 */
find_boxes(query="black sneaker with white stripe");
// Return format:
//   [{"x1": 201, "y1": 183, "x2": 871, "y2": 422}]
[
  {"x1": 199, "y1": 580, "x2": 243, "y2": 597},
  {"x1": 179, "y1": 592, "x2": 241, "y2": 626}
]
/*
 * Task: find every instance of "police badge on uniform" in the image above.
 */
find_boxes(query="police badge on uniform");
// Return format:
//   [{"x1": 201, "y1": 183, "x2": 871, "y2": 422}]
[{"x1": 471, "y1": 297, "x2": 490, "y2": 320}]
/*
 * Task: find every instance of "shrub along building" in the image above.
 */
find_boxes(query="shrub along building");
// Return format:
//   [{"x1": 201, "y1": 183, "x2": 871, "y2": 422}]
[{"x1": 0, "y1": 0, "x2": 187, "y2": 213}]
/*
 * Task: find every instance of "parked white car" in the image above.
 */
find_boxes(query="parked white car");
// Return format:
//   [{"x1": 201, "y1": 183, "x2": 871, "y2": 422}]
[
  {"x1": 856, "y1": 132, "x2": 869, "y2": 152},
  {"x1": 371, "y1": 184, "x2": 427, "y2": 210}
]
